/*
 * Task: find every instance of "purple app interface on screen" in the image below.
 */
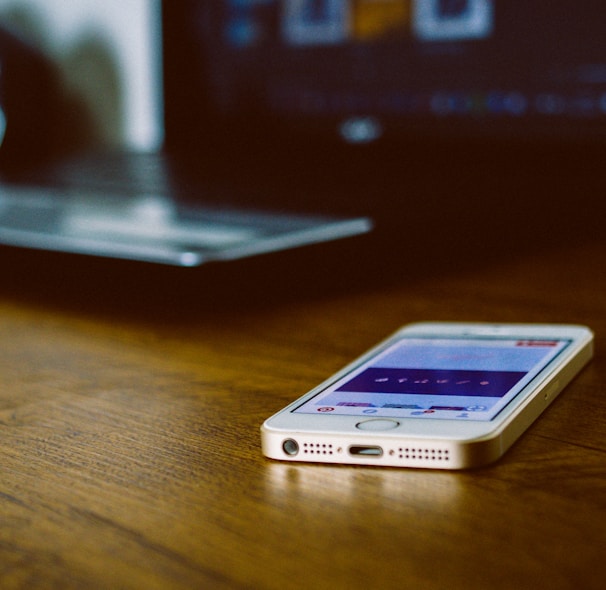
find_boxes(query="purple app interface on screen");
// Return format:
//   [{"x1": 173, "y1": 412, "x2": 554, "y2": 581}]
[{"x1": 294, "y1": 338, "x2": 568, "y2": 421}]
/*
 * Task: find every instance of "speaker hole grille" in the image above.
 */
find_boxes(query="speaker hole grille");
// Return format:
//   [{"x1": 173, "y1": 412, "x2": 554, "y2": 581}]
[
  {"x1": 395, "y1": 447, "x2": 450, "y2": 462},
  {"x1": 303, "y1": 442, "x2": 334, "y2": 455}
]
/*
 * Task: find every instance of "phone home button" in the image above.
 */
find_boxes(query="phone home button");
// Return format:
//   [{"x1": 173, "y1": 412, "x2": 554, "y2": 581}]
[{"x1": 356, "y1": 419, "x2": 400, "y2": 431}]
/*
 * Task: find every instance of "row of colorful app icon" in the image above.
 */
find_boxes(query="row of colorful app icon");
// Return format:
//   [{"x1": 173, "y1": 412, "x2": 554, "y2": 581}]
[
  {"x1": 225, "y1": 0, "x2": 494, "y2": 48},
  {"x1": 269, "y1": 88, "x2": 606, "y2": 119},
  {"x1": 317, "y1": 403, "x2": 488, "y2": 412}
]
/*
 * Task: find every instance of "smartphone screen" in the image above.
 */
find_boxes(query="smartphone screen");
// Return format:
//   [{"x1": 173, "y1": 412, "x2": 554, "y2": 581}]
[{"x1": 293, "y1": 337, "x2": 571, "y2": 421}]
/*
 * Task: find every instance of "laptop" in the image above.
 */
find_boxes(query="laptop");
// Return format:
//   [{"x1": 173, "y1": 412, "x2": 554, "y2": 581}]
[{"x1": 1, "y1": 1, "x2": 605, "y2": 267}]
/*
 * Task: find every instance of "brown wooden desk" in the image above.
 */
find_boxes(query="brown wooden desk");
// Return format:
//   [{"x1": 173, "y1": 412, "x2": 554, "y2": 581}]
[{"x1": 1, "y1": 231, "x2": 605, "y2": 590}]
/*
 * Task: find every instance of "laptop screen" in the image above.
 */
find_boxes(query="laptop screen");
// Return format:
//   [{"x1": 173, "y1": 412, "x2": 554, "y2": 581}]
[{"x1": 163, "y1": 1, "x2": 606, "y2": 153}]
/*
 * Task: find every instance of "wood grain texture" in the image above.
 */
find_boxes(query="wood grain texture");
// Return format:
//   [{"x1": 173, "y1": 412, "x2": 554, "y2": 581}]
[{"x1": 1, "y1": 233, "x2": 605, "y2": 590}]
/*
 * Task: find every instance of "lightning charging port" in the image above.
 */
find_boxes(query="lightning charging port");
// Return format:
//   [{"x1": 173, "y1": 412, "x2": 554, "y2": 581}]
[{"x1": 349, "y1": 445, "x2": 383, "y2": 458}]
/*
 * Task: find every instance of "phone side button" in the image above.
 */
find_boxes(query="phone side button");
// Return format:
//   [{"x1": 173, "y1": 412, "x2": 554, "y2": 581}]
[
  {"x1": 356, "y1": 419, "x2": 400, "y2": 431},
  {"x1": 543, "y1": 381, "x2": 560, "y2": 401}
]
